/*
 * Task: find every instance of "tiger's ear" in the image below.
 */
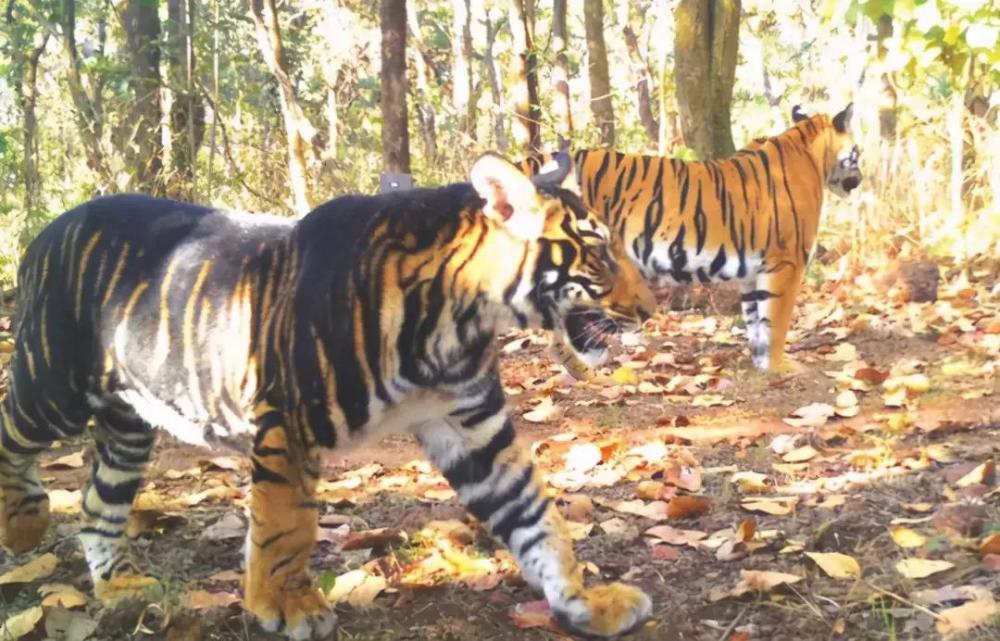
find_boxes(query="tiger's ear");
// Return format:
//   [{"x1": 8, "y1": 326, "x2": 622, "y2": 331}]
[
  {"x1": 470, "y1": 153, "x2": 545, "y2": 240},
  {"x1": 791, "y1": 105, "x2": 808, "y2": 123},
  {"x1": 833, "y1": 103, "x2": 854, "y2": 133}
]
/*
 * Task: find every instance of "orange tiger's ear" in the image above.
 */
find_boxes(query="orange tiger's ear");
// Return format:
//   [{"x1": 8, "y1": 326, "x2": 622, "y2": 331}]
[
  {"x1": 791, "y1": 105, "x2": 808, "y2": 123},
  {"x1": 833, "y1": 103, "x2": 854, "y2": 134},
  {"x1": 470, "y1": 153, "x2": 544, "y2": 239}
]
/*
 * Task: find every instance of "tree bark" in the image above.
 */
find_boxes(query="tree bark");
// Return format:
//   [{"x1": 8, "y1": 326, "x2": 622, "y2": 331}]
[
  {"x1": 551, "y1": 0, "x2": 573, "y2": 139},
  {"x1": 484, "y1": 10, "x2": 508, "y2": 153},
  {"x1": 250, "y1": 0, "x2": 322, "y2": 213},
  {"x1": 381, "y1": 0, "x2": 411, "y2": 174},
  {"x1": 451, "y1": 0, "x2": 475, "y2": 137},
  {"x1": 508, "y1": 0, "x2": 541, "y2": 155},
  {"x1": 55, "y1": 0, "x2": 108, "y2": 180},
  {"x1": 876, "y1": 14, "x2": 897, "y2": 140},
  {"x1": 407, "y1": 0, "x2": 437, "y2": 164},
  {"x1": 584, "y1": 0, "x2": 614, "y2": 146},
  {"x1": 623, "y1": 22, "x2": 658, "y2": 144},
  {"x1": 674, "y1": 0, "x2": 741, "y2": 160},
  {"x1": 122, "y1": 0, "x2": 164, "y2": 194},
  {"x1": 166, "y1": 0, "x2": 205, "y2": 200}
]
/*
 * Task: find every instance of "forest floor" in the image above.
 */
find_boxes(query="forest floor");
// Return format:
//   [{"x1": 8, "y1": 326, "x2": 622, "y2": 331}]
[{"x1": 1, "y1": 257, "x2": 999, "y2": 641}]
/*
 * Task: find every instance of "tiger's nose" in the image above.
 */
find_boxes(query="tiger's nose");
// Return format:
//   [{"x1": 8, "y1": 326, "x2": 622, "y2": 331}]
[{"x1": 843, "y1": 176, "x2": 860, "y2": 192}]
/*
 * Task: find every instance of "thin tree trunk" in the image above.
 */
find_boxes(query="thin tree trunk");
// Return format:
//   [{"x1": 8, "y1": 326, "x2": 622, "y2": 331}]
[
  {"x1": 55, "y1": 0, "x2": 109, "y2": 181},
  {"x1": 381, "y1": 0, "x2": 411, "y2": 174},
  {"x1": 123, "y1": 0, "x2": 164, "y2": 194},
  {"x1": 508, "y1": 0, "x2": 540, "y2": 155},
  {"x1": 166, "y1": 0, "x2": 205, "y2": 200},
  {"x1": 407, "y1": 0, "x2": 437, "y2": 164},
  {"x1": 207, "y1": 0, "x2": 220, "y2": 195},
  {"x1": 551, "y1": 0, "x2": 573, "y2": 139},
  {"x1": 484, "y1": 10, "x2": 508, "y2": 153},
  {"x1": 20, "y1": 32, "x2": 49, "y2": 235},
  {"x1": 876, "y1": 14, "x2": 897, "y2": 141},
  {"x1": 623, "y1": 22, "x2": 658, "y2": 144},
  {"x1": 250, "y1": 0, "x2": 322, "y2": 213},
  {"x1": 584, "y1": 0, "x2": 615, "y2": 146},
  {"x1": 674, "y1": 0, "x2": 741, "y2": 160},
  {"x1": 451, "y1": 0, "x2": 475, "y2": 137}
]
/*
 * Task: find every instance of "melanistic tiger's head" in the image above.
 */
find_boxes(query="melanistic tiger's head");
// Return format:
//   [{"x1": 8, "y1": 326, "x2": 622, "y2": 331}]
[
  {"x1": 470, "y1": 152, "x2": 655, "y2": 366},
  {"x1": 793, "y1": 103, "x2": 862, "y2": 198}
]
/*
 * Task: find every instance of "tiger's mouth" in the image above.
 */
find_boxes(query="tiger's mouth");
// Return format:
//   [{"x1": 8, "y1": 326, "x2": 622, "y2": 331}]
[{"x1": 562, "y1": 306, "x2": 621, "y2": 364}]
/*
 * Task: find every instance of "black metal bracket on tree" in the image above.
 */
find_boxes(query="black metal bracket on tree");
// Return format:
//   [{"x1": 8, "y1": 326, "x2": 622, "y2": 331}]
[{"x1": 380, "y1": 173, "x2": 413, "y2": 193}]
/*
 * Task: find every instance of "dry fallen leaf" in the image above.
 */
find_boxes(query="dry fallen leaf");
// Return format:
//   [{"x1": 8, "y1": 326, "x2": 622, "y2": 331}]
[
  {"x1": 559, "y1": 494, "x2": 594, "y2": 522},
  {"x1": 782, "y1": 445, "x2": 818, "y2": 463},
  {"x1": 202, "y1": 456, "x2": 243, "y2": 472},
  {"x1": 0, "y1": 606, "x2": 43, "y2": 640},
  {"x1": 663, "y1": 463, "x2": 703, "y2": 492},
  {"x1": 643, "y1": 524, "x2": 707, "y2": 547},
  {"x1": 890, "y1": 526, "x2": 928, "y2": 549},
  {"x1": 783, "y1": 403, "x2": 835, "y2": 428},
  {"x1": 710, "y1": 569, "x2": 803, "y2": 601},
  {"x1": 730, "y1": 471, "x2": 770, "y2": 493},
  {"x1": 741, "y1": 497, "x2": 797, "y2": 516},
  {"x1": 980, "y1": 534, "x2": 1000, "y2": 556},
  {"x1": 201, "y1": 512, "x2": 245, "y2": 541},
  {"x1": 49, "y1": 489, "x2": 82, "y2": 514},
  {"x1": 805, "y1": 552, "x2": 861, "y2": 579},
  {"x1": 42, "y1": 451, "x2": 85, "y2": 470},
  {"x1": 43, "y1": 607, "x2": 98, "y2": 641},
  {"x1": 610, "y1": 365, "x2": 640, "y2": 386},
  {"x1": 326, "y1": 569, "x2": 387, "y2": 607},
  {"x1": 341, "y1": 528, "x2": 407, "y2": 551},
  {"x1": 598, "y1": 517, "x2": 631, "y2": 536},
  {"x1": 954, "y1": 460, "x2": 995, "y2": 488},
  {"x1": 510, "y1": 599, "x2": 563, "y2": 633},
  {"x1": 523, "y1": 396, "x2": 560, "y2": 423},
  {"x1": 38, "y1": 583, "x2": 88, "y2": 609},
  {"x1": 895, "y1": 558, "x2": 955, "y2": 579},
  {"x1": 182, "y1": 589, "x2": 242, "y2": 610},
  {"x1": 604, "y1": 499, "x2": 669, "y2": 521},
  {"x1": 564, "y1": 443, "x2": 603, "y2": 473},
  {"x1": 0, "y1": 553, "x2": 59, "y2": 585},
  {"x1": 936, "y1": 597, "x2": 1000, "y2": 634},
  {"x1": 667, "y1": 495, "x2": 711, "y2": 519}
]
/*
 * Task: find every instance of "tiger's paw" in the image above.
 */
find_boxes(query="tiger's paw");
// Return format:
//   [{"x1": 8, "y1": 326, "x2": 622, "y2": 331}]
[
  {"x1": 248, "y1": 586, "x2": 337, "y2": 641},
  {"x1": 94, "y1": 573, "x2": 162, "y2": 605},
  {"x1": 553, "y1": 583, "x2": 652, "y2": 638},
  {"x1": 771, "y1": 357, "x2": 807, "y2": 375},
  {"x1": 0, "y1": 499, "x2": 50, "y2": 554}
]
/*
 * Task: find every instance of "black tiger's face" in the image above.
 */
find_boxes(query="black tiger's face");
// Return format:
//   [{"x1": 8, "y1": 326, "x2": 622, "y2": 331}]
[
  {"x1": 533, "y1": 187, "x2": 655, "y2": 366},
  {"x1": 470, "y1": 152, "x2": 655, "y2": 367}
]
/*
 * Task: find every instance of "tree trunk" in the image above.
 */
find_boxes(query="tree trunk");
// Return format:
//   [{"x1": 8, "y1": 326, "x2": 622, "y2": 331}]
[
  {"x1": 56, "y1": 0, "x2": 108, "y2": 180},
  {"x1": 551, "y1": 0, "x2": 573, "y2": 139},
  {"x1": 250, "y1": 0, "x2": 322, "y2": 213},
  {"x1": 407, "y1": 0, "x2": 437, "y2": 164},
  {"x1": 122, "y1": 0, "x2": 164, "y2": 194},
  {"x1": 584, "y1": 0, "x2": 614, "y2": 146},
  {"x1": 876, "y1": 14, "x2": 897, "y2": 140},
  {"x1": 166, "y1": 0, "x2": 205, "y2": 200},
  {"x1": 623, "y1": 22, "x2": 658, "y2": 144},
  {"x1": 484, "y1": 10, "x2": 508, "y2": 153},
  {"x1": 508, "y1": 0, "x2": 541, "y2": 155},
  {"x1": 451, "y1": 0, "x2": 475, "y2": 137},
  {"x1": 381, "y1": 0, "x2": 411, "y2": 174},
  {"x1": 674, "y1": 0, "x2": 740, "y2": 160}
]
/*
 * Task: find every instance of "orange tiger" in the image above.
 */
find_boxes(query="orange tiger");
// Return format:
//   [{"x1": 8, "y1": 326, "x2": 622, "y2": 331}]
[{"x1": 523, "y1": 104, "x2": 861, "y2": 371}]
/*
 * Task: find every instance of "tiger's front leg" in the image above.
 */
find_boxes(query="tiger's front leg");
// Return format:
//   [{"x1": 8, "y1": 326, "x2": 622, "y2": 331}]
[
  {"x1": 245, "y1": 407, "x2": 335, "y2": 641},
  {"x1": 417, "y1": 410, "x2": 652, "y2": 638}
]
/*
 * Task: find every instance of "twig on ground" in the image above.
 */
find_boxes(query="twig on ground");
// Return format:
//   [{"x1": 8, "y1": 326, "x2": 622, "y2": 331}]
[{"x1": 864, "y1": 581, "x2": 944, "y2": 621}]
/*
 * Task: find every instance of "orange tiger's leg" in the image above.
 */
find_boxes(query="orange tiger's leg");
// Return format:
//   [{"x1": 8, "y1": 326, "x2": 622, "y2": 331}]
[
  {"x1": 244, "y1": 409, "x2": 334, "y2": 641},
  {"x1": 0, "y1": 394, "x2": 53, "y2": 554},
  {"x1": 757, "y1": 263, "x2": 806, "y2": 373}
]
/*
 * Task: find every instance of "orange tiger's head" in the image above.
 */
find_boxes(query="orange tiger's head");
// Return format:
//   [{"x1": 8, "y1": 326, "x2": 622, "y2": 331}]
[{"x1": 791, "y1": 103, "x2": 862, "y2": 198}]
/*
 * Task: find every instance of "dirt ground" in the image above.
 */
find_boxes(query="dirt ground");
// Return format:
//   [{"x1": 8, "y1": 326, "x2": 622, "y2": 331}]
[{"x1": 1, "y1": 261, "x2": 998, "y2": 641}]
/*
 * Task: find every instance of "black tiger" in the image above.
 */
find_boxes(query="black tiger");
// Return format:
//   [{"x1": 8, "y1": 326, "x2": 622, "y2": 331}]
[{"x1": 0, "y1": 153, "x2": 654, "y2": 639}]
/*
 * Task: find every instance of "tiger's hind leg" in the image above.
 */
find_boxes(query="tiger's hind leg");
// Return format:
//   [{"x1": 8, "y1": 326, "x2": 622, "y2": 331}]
[
  {"x1": 418, "y1": 403, "x2": 652, "y2": 638},
  {"x1": 244, "y1": 406, "x2": 334, "y2": 641},
  {"x1": 0, "y1": 440, "x2": 51, "y2": 554},
  {"x1": 0, "y1": 393, "x2": 61, "y2": 554},
  {"x1": 79, "y1": 402, "x2": 159, "y2": 605},
  {"x1": 753, "y1": 263, "x2": 806, "y2": 373}
]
